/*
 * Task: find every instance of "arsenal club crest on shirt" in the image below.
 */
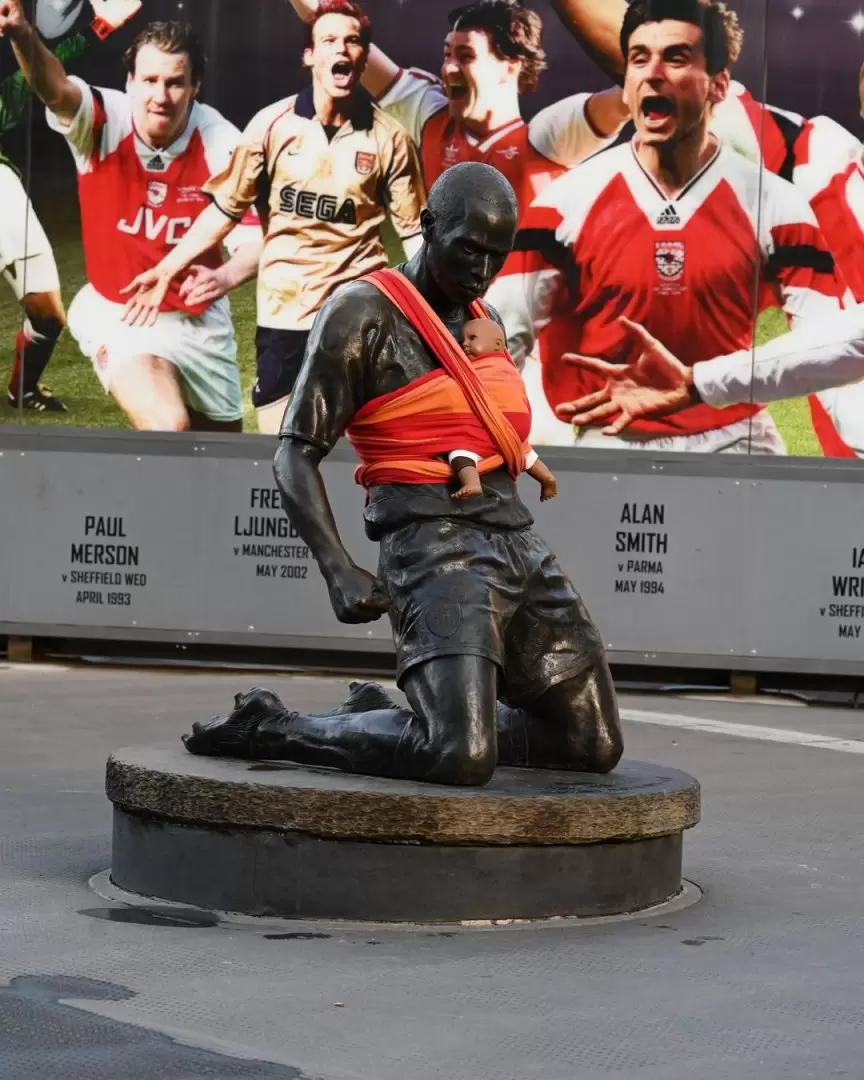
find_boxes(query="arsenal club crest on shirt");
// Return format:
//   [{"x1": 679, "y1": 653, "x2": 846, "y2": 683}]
[
  {"x1": 355, "y1": 151, "x2": 375, "y2": 175},
  {"x1": 147, "y1": 181, "x2": 168, "y2": 208},
  {"x1": 655, "y1": 240, "x2": 685, "y2": 281}
]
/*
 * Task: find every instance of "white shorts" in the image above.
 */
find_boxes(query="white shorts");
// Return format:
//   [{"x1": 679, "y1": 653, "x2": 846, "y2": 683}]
[
  {"x1": 815, "y1": 383, "x2": 864, "y2": 457},
  {"x1": 67, "y1": 283, "x2": 243, "y2": 423},
  {"x1": 0, "y1": 163, "x2": 61, "y2": 301}
]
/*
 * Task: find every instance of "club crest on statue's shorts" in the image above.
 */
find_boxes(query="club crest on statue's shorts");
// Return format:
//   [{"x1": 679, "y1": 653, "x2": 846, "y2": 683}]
[
  {"x1": 147, "y1": 181, "x2": 168, "y2": 208},
  {"x1": 655, "y1": 240, "x2": 685, "y2": 281},
  {"x1": 355, "y1": 151, "x2": 375, "y2": 175}
]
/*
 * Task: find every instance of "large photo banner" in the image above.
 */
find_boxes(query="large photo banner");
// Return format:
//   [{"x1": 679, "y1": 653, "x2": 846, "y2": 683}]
[{"x1": 1, "y1": 0, "x2": 862, "y2": 457}]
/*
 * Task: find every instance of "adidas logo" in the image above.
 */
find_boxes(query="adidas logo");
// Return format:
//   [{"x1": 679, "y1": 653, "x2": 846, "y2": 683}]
[
  {"x1": 656, "y1": 204, "x2": 681, "y2": 226},
  {"x1": 147, "y1": 154, "x2": 166, "y2": 171}
]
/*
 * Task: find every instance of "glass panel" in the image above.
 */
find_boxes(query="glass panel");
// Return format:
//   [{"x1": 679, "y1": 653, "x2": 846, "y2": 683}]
[
  {"x1": 14, "y1": 0, "x2": 835, "y2": 465},
  {"x1": 760, "y1": 0, "x2": 864, "y2": 458}
]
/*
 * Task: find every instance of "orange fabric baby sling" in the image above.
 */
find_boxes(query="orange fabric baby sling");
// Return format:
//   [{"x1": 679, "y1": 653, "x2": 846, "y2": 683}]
[{"x1": 346, "y1": 268, "x2": 531, "y2": 488}]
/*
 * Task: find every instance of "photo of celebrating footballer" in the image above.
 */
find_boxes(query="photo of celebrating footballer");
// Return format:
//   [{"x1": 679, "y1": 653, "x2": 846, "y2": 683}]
[{"x1": 0, "y1": 0, "x2": 863, "y2": 459}]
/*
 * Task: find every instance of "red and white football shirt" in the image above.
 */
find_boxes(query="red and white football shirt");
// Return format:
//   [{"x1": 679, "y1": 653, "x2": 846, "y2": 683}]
[
  {"x1": 788, "y1": 118, "x2": 864, "y2": 303},
  {"x1": 711, "y1": 86, "x2": 864, "y2": 291},
  {"x1": 709, "y1": 84, "x2": 864, "y2": 456},
  {"x1": 789, "y1": 119, "x2": 864, "y2": 457},
  {"x1": 46, "y1": 75, "x2": 260, "y2": 316},
  {"x1": 710, "y1": 81, "x2": 808, "y2": 178},
  {"x1": 487, "y1": 140, "x2": 844, "y2": 438},
  {"x1": 710, "y1": 85, "x2": 864, "y2": 298},
  {"x1": 375, "y1": 67, "x2": 619, "y2": 219}
]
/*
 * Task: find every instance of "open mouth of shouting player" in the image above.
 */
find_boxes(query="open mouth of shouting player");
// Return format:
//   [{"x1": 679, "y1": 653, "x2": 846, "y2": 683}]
[
  {"x1": 304, "y1": 13, "x2": 368, "y2": 101},
  {"x1": 639, "y1": 94, "x2": 676, "y2": 134},
  {"x1": 441, "y1": 27, "x2": 519, "y2": 130},
  {"x1": 624, "y1": 18, "x2": 728, "y2": 153},
  {"x1": 325, "y1": 56, "x2": 360, "y2": 94}
]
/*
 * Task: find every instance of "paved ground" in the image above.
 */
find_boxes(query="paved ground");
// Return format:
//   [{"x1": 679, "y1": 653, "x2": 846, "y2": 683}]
[{"x1": 1, "y1": 661, "x2": 863, "y2": 1079}]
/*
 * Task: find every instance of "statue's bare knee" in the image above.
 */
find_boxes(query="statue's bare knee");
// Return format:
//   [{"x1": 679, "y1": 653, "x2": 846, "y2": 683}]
[{"x1": 401, "y1": 654, "x2": 499, "y2": 786}]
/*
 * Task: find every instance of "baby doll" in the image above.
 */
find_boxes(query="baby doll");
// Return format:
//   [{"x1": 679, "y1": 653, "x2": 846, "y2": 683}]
[{"x1": 450, "y1": 318, "x2": 557, "y2": 501}]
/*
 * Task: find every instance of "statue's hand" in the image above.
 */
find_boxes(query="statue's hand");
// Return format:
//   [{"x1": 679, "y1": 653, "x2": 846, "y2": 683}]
[{"x1": 327, "y1": 563, "x2": 389, "y2": 624}]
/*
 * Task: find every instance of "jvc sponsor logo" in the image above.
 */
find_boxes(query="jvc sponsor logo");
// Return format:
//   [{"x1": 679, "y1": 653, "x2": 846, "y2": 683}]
[{"x1": 117, "y1": 207, "x2": 193, "y2": 245}]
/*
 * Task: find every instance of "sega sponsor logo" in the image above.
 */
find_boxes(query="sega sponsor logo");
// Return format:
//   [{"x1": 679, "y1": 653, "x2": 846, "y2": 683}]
[{"x1": 279, "y1": 185, "x2": 357, "y2": 224}]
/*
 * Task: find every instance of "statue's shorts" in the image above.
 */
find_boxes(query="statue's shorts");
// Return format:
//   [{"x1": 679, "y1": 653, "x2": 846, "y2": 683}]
[{"x1": 379, "y1": 518, "x2": 606, "y2": 705}]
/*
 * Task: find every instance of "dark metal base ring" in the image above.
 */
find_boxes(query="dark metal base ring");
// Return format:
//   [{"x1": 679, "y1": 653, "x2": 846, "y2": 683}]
[
  {"x1": 90, "y1": 868, "x2": 703, "y2": 931},
  {"x1": 110, "y1": 807, "x2": 686, "y2": 923}
]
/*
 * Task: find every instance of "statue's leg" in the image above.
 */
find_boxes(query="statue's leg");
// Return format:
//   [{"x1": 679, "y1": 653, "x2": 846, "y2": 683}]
[
  {"x1": 494, "y1": 528, "x2": 623, "y2": 772},
  {"x1": 183, "y1": 653, "x2": 500, "y2": 787},
  {"x1": 496, "y1": 657, "x2": 623, "y2": 772}
]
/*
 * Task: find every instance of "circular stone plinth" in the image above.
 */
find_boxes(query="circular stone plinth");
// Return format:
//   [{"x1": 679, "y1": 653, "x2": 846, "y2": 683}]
[{"x1": 106, "y1": 746, "x2": 700, "y2": 923}]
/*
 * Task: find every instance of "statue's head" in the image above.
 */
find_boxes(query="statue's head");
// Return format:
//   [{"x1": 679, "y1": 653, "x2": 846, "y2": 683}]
[{"x1": 420, "y1": 162, "x2": 518, "y2": 304}]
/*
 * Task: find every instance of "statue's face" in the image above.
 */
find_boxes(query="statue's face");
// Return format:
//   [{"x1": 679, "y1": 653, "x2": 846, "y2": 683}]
[{"x1": 424, "y1": 197, "x2": 516, "y2": 303}]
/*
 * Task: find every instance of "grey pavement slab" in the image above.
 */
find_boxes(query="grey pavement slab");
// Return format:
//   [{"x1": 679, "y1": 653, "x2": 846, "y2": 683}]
[{"x1": 0, "y1": 662, "x2": 862, "y2": 1078}]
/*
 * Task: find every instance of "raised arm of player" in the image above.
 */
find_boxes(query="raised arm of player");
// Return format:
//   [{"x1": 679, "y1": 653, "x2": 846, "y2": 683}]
[
  {"x1": 284, "y1": 0, "x2": 400, "y2": 99},
  {"x1": 0, "y1": 0, "x2": 82, "y2": 122},
  {"x1": 382, "y1": 126, "x2": 426, "y2": 260},
  {"x1": 530, "y1": 89, "x2": 628, "y2": 168},
  {"x1": 585, "y1": 87, "x2": 630, "y2": 139},
  {"x1": 551, "y1": 0, "x2": 628, "y2": 82}
]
